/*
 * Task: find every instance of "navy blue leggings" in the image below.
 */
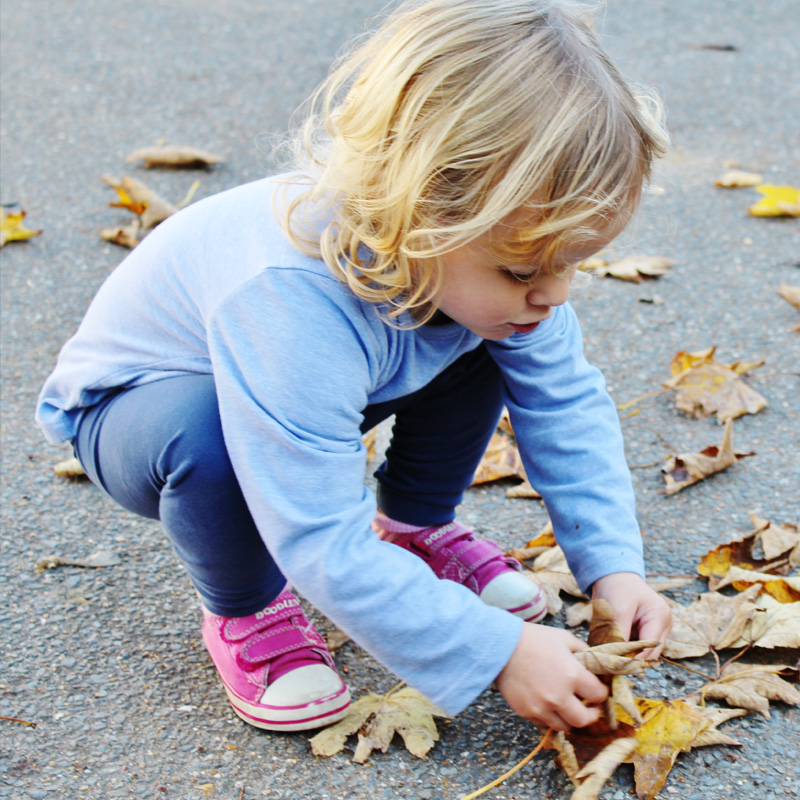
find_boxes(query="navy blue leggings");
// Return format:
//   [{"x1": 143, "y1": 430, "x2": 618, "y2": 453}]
[{"x1": 74, "y1": 344, "x2": 503, "y2": 616}]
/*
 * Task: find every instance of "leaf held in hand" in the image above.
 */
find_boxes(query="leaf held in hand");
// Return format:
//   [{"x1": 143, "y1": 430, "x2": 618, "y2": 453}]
[{"x1": 309, "y1": 687, "x2": 447, "y2": 763}]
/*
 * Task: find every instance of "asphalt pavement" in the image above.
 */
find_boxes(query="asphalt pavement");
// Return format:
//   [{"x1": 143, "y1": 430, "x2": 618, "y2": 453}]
[{"x1": 1, "y1": 1, "x2": 798, "y2": 798}]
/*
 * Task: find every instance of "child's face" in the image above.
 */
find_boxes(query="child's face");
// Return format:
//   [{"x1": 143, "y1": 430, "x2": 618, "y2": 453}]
[{"x1": 432, "y1": 210, "x2": 629, "y2": 341}]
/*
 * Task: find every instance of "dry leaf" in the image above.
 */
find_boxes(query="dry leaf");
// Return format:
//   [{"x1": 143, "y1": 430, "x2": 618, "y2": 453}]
[
  {"x1": 570, "y1": 738, "x2": 639, "y2": 799},
  {"x1": 589, "y1": 255, "x2": 674, "y2": 283},
  {"x1": 509, "y1": 522, "x2": 556, "y2": 561},
  {"x1": 714, "y1": 170, "x2": 763, "y2": 188},
  {"x1": 528, "y1": 545, "x2": 585, "y2": 614},
  {"x1": 698, "y1": 513, "x2": 798, "y2": 589},
  {"x1": 662, "y1": 419, "x2": 753, "y2": 494},
  {"x1": 309, "y1": 687, "x2": 447, "y2": 763},
  {"x1": 748, "y1": 185, "x2": 800, "y2": 217},
  {"x1": 714, "y1": 566, "x2": 800, "y2": 603},
  {"x1": 548, "y1": 699, "x2": 744, "y2": 800},
  {"x1": 732, "y1": 594, "x2": 800, "y2": 649},
  {"x1": 777, "y1": 284, "x2": 800, "y2": 312},
  {"x1": 663, "y1": 585, "x2": 761, "y2": 658},
  {"x1": 505, "y1": 478, "x2": 541, "y2": 498},
  {"x1": 35, "y1": 549, "x2": 121, "y2": 572},
  {"x1": 126, "y1": 144, "x2": 223, "y2": 169},
  {"x1": 324, "y1": 627, "x2": 351, "y2": 651},
  {"x1": 53, "y1": 457, "x2": 86, "y2": 478},
  {"x1": 471, "y1": 429, "x2": 526, "y2": 484},
  {"x1": 701, "y1": 663, "x2": 800, "y2": 718},
  {"x1": 1, "y1": 209, "x2": 42, "y2": 246},
  {"x1": 99, "y1": 219, "x2": 141, "y2": 248},
  {"x1": 573, "y1": 641, "x2": 658, "y2": 676},
  {"x1": 102, "y1": 175, "x2": 198, "y2": 229},
  {"x1": 362, "y1": 428, "x2": 377, "y2": 461},
  {"x1": 663, "y1": 347, "x2": 767, "y2": 422}
]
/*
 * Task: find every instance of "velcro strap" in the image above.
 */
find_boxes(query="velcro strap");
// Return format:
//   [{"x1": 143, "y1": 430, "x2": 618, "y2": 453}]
[
  {"x1": 239, "y1": 624, "x2": 326, "y2": 666},
  {"x1": 224, "y1": 597, "x2": 306, "y2": 641}
]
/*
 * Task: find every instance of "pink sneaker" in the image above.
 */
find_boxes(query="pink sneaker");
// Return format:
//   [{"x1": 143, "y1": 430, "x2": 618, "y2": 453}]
[
  {"x1": 374, "y1": 514, "x2": 547, "y2": 623},
  {"x1": 201, "y1": 588, "x2": 351, "y2": 731}
]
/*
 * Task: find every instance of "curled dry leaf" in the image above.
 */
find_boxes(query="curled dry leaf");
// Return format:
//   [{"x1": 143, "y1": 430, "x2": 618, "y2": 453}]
[
  {"x1": 663, "y1": 585, "x2": 761, "y2": 659},
  {"x1": 526, "y1": 544, "x2": 584, "y2": 615},
  {"x1": 573, "y1": 641, "x2": 658, "y2": 676},
  {"x1": 100, "y1": 219, "x2": 141, "y2": 249},
  {"x1": 570, "y1": 738, "x2": 639, "y2": 800},
  {"x1": 777, "y1": 284, "x2": 800, "y2": 313},
  {"x1": 35, "y1": 549, "x2": 121, "y2": 573},
  {"x1": 714, "y1": 169, "x2": 763, "y2": 188},
  {"x1": 662, "y1": 419, "x2": 754, "y2": 494},
  {"x1": 663, "y1": 347, "x2": 767, "y2": 423},
  {"x1": 324, "y1": 627, "x2": 351, "y2": 651},
  {"x1": 309, "y1": 687, "x2": 447, "y2": 763},
  {"x1": 126, "y1": 144, "x2": 223, "y2": 169},
  {"x1": 714, "y1": 566, "x2": 800, "y2": 603},
  {"x1": 102, "y1": 175, "x2": 199, "y2": 230},
  {"x1": 508, "y1": 521, "x2": 556, "y2": 561},
  {"x1": 586, "y1": 255, "x2": 674, "y2": 283},
  {"x1": 748, "y1": 185, "x2": 800, "y2": 217},
  {"x1": 732, "y1": 594, "x2": 800, "y2": 649},
  {"x1": 701, "y1": 663, "x2": 800, "y2": 718},
  {"x1": 1, "y1": 209, "x2": 42, "y2": 246},
  {"x1": 53, "y1": 457, "x2": 86, "y2": 478},
  {"x1": 698, "y1": 512, "x2": 797, "y2": 589}
]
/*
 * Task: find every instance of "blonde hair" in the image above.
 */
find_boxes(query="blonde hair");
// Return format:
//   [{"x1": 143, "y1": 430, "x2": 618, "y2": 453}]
[{"x1": 278, "y1": 0, "x2": 668, "y2": 324}]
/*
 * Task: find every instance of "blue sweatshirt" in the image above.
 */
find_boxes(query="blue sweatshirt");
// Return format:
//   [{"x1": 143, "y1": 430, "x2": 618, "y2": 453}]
[{"x1": 36, "y1": 177, "x2": 644, "y2": 714}]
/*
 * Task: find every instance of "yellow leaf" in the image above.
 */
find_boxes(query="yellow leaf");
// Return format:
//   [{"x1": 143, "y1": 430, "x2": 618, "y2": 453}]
[
  {"x1": 1, "y1": 209, "x2": 42, "y2": 246},
  {"x1": 714, "y1": 169, "x2": 763, "y2": 188},
  {"x1": 661, "y1": 419, "x2": 754, "y2": 494},
  {"x1": 716, "y1": 566, "x2": 800, "y2": 603},
  {"x1": 102, "y1": 175, "x2": 199, "y2": 229},
  {"x1": 309, "y1": 687, "x2": 447, "y2": 763},
  {"x1": 748, "y1": 184, "x2": 800, "y2": 217}
]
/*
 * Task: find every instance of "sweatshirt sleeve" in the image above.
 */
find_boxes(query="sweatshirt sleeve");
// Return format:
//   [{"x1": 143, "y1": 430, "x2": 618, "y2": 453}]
[
  {"x1": 486, "y1": 303, "x2": 644, "y2": 592},
  {"x1": 206, "y1": 268, "x2": 522, "y2": 715}
]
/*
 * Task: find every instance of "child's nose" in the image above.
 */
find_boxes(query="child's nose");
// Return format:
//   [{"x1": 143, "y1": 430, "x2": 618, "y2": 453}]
[{"x1": 526, "y1": 275, "x2": 570, "y2": 308}]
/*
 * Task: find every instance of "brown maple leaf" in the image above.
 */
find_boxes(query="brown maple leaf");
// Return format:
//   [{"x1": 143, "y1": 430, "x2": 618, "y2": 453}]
[
  {"x1": 508, "y1": 521, "x2": 556, "y2": 561},
  {"x1": 663, "y1": 585, "x2": 761, "y2": 659},
  {"x1": 698, "y1": 512, "x2": 797, "y2": 589},
  {"x1": 526, "y1": 545, "x2": 585, "y2": 615},
  {"x1": 701, "y1": 663, "x2": 800, "y2": 718},
  {"x1": 663, "y1": 347, "x2": 767, "y2": 423},
  {"x1": 126, "y1": 144, "x2": 223, "y2": 169},
  {"x1": 662, "y1": 419, "x2": 754, "y2": 494},
  {"x1": 732, "y1": 594, "x2": 800, "y2": 649},
  {"x1": 309, "y1": 687, "x2": 447, "y2": 763}
]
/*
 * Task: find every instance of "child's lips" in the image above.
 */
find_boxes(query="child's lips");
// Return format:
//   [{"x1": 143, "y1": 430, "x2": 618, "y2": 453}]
[{"x1": 509, "y1": 321, "x2": 541, "y2": 334}]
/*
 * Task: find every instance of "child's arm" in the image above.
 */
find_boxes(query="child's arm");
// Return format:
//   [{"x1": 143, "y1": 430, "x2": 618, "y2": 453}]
[
  {"x1": 591, "y1": 571, "x2": 672, "y2": 659},
  {"x1": 495, "y1": 624, "x2": 609, "y2": 731}
]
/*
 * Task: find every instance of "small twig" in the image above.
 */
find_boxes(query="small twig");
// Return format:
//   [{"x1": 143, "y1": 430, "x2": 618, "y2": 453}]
[
  {"x1": 660, "y1": 658, "x2": 716, "y2": 682},
  {"x1": 457, "y1": 729, "x2": 552, "y2": 800},
  {"x1": 620, "y1": 409, "x2": 640, "y2": 420},
  {"x1": 617, "y1": 388, "x2": 669, "y2": 411},
  {"x1": 629, "y1": 457, "x2": 670, "y2": 470},
  {"x1": 238, "y1": 786, "x2": 245, "y2": 800},
  {"x1": 656, "y1": 433, "x2": 680, "y2": 454},
  {"x1": 0, "y1": 715, "x2": 37, "y2": 728},
  {"x1": 720, "y1": 645, "x2": 752, "y2": 672}
]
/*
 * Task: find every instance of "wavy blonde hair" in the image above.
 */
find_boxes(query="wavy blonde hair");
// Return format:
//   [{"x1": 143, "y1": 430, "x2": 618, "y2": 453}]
[{"x1": 278, "y1": 0, "x2": 668, "y2": 324}]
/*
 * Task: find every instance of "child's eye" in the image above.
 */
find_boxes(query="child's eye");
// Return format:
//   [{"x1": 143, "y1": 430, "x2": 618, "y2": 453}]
[{"x1": 500, "y1": 268, "x2": 536, "y2": 284}]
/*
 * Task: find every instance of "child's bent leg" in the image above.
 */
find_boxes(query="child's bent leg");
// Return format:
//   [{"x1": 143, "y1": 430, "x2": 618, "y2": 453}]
[
  {"x1": 365, "y1": 345, "x2": 547, "y2": 622},
  {"x1": 73, "y1": 374, "x2": 284, "y2": 616},
  {"x1": 73, "y1": 375, "x2": 350, "y2": 730}
]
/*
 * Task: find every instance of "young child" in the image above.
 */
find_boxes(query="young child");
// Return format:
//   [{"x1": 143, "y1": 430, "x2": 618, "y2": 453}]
[{"x1": 37, "y1": 0, "x2": 672, "y2": 734}]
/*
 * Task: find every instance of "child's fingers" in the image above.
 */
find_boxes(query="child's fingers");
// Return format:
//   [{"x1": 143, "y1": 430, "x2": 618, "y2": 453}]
[{"x1": 576, "y1": 668, "x2": 609, "y2": 705}]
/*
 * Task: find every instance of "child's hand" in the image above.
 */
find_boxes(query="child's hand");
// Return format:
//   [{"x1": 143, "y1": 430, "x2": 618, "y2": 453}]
[
  {"x1": 591, "y1": 571, "x2": 673, "y2": 660},
  {"x1": 495, "y1": 624, "x2": 609, "y2": 731}
]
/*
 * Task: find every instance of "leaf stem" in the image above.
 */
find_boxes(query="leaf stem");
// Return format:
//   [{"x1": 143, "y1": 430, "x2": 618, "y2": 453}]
[
  {"x1": 384, "y1": 681, "x2": 406, "y2": 699},
  {"x1": 0, "y1": 715, "x2": 37, "y2": 728},
  {"x1": 660, "y1": 657, "x2": 715, "y2": 681},
  {"x1": 456, "y1": 729, "x2": 552, "y2": 800}
]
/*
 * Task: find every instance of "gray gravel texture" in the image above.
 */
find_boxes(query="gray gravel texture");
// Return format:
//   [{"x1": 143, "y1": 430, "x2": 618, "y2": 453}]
[{"x1": 2, "y1": 0, "x2": 799, "y2": 798}]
